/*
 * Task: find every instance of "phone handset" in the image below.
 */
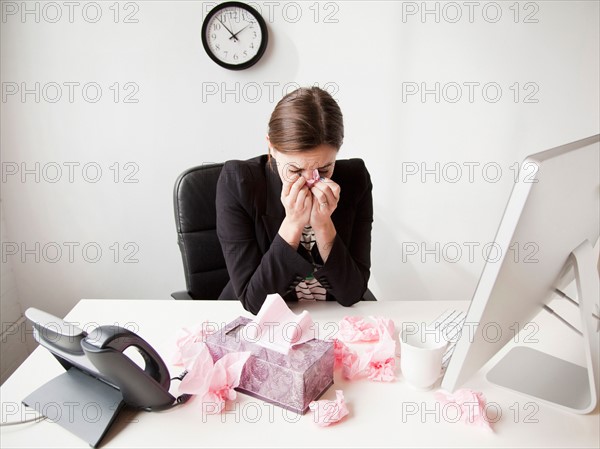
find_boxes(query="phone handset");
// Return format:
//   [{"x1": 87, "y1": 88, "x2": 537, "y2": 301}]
[
  {"x1": 25, "y1": 308, "x2": 188, "y2": 411},
  {"x1": 81, "y1": 325, "x2": 176, "y2": 410}
]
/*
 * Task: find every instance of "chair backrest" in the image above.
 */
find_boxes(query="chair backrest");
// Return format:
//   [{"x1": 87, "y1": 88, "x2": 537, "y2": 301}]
[{"x1": 173, "y1": 163, "x2": 229, "y2": 299}]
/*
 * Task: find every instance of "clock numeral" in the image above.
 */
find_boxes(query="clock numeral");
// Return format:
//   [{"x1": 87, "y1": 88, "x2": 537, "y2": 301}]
[
  {"x1": 250, "y1": 43, "x2": 254, "y2": 49},
  {"x1": 243, "y1": 50, "x2": 247, "y2": 57},
  {"x1": 211, "y1": 33, "x2": 217, "y2": 39},
  {"x1": 212, "y1": 23, "x2": 221, "y2": 30},
  {"x1": 215, "y1": 44, "x2": 220, "y2": 51}
]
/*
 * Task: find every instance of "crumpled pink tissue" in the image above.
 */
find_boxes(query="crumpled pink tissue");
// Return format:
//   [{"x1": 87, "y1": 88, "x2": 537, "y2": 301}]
[
  {"x1": 338, "y1": 316, "x2": 395, "y2": 343},
  {"x1": 172, "y1": 322, "x2": 217, "y2": 367},
  {"x1": 334, "y1": 317, "x2": 396, "y2": 381},
  {"x1": 179, "y1": 343, "x2": 250, "y2": 414},
  {"x1": 435, "y1": 389, "x2": 494, "y2": 431},
  {"x1": 309, "y1": 390, "x2": 349, "y2": 426},
  {"x1": 306, "y1": 168, "x2": 321, "y2": 188}
]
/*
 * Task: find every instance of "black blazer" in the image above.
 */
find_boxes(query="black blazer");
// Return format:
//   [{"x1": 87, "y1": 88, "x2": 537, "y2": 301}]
[{"x1": 216, "y1": 154, "x2": 373, "y2": 315}]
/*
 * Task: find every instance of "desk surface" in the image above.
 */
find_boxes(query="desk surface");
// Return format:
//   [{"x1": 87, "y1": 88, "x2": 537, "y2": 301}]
[{"x1": 1, "y1": 299, "x2": 598, "y2": 448}]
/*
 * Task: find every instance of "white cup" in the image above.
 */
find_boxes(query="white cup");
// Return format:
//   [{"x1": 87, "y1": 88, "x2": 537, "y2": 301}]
[{"x1": 400, "y1": 328, "x2": 448, "y2": 391}]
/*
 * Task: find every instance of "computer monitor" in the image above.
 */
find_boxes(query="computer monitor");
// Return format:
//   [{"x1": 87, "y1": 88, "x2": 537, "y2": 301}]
[{"x1": 441, "y1": 134, "x2": 600, "y2": 414}]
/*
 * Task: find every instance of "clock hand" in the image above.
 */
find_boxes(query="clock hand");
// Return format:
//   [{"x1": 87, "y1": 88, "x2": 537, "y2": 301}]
[
  {"x1": 229, "y1": 23, "x2": 251, "y2": 41},
  {"x1": 217, "y1": 17, "x2": 238, "y2": 42}
]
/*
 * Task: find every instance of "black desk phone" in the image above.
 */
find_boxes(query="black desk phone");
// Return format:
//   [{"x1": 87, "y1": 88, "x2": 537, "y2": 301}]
[{"x1": 23, "y1": 307, "x2": 187, "y2": 447}]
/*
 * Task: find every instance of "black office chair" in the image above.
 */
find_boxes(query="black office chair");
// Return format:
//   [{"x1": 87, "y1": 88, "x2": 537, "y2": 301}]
[
  {"x1": 172, "y1": 162, "x2": 376, "y2": 301},
  {"x1": 172, "y1": 163, "x2": 229, "y2": 300}
]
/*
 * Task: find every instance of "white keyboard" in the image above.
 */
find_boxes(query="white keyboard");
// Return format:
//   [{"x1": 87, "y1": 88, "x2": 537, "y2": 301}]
[{"x1": 427, "y1": 309, "x2": 467, "y2": 370}]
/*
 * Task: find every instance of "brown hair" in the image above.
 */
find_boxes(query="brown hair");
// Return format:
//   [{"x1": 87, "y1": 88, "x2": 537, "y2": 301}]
[{"x1": 268, "y1": 86, "x2": 344, "y2": 154}]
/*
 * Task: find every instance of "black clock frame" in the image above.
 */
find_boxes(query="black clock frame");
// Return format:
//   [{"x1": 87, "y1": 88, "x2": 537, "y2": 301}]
[{"x1": 201, "y1": 1, "x2": 268, "y2": 71}]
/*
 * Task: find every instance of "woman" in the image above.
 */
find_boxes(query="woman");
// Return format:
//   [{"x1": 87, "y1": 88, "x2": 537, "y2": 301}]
[{"x1": 216, "y1": 86, "x2": 373, "y2": 315}]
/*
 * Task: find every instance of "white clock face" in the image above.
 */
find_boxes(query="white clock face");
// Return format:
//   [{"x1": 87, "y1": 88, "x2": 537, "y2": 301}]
[{"x1": 205, "y1": 6, "x2": 264, "y2": 66}]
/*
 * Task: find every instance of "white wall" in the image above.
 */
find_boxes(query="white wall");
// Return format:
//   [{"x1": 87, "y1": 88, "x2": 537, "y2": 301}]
[
  {"x1": 0, "y1": 197, "x2": 33, "y2": 384},
  {"x1": 1, "y1": 1, "x2": 598, "y2": 326}
]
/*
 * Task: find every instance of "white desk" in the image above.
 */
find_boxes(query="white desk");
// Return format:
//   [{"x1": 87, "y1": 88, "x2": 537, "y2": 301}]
[{"x1": 1, "y1": 299, "x2": 598, "y2": 448}]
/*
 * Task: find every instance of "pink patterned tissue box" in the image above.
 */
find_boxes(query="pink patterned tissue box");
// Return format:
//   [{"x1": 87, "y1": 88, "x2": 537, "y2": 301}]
[{"x1": 204, "y1": 316, "x2": 334, "y2": 414}]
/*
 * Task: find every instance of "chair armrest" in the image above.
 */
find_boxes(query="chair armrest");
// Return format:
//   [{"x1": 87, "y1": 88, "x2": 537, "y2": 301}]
[
  {"x1": 171, "y1": 290, "x2": 194, "y2": 300},
  {"x1": 363, "y1": 288, "x2": 377, "y2": 301}
]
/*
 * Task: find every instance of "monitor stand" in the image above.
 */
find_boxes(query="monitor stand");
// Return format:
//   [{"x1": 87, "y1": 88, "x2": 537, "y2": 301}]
[{"x1": 486, "y1": 239, "x2": 599, "y2": 414}]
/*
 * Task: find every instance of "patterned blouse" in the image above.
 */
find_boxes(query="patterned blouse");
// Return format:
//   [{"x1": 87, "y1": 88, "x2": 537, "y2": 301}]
[{"x1": 295, "y1": 225, "x2": 327, "y2": 301}]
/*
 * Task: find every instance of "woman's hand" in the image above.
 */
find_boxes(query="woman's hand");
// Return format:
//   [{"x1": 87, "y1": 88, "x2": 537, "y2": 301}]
[
  {"x1": 309, "y1": 178, "x2": 341, "y2": 230},
  {"x1": 278, "y1": 175, "x2": 312, "y2": 248},
  {"x1": 309, "y1": 178, "x2": 340, "y2": 262}
]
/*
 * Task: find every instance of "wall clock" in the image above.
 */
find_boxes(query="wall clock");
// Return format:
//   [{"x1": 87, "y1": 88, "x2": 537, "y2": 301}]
[{"x1": 201, "y1": 2, "x2": 268, "y2": 70}]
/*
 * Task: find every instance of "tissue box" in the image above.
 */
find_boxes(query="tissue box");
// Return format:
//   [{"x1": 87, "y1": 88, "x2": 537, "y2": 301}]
[{"x1": 204, "y1": 316, "x2": 334, "y2": 414}]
